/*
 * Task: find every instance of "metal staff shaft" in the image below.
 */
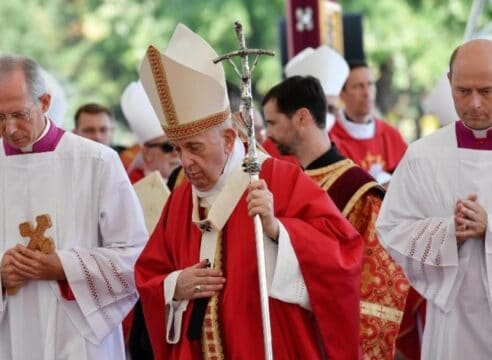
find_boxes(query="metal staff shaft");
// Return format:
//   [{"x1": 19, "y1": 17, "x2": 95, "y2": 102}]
[{"x1": 214, "y1": 21, "x2": 274, "y2": 360}]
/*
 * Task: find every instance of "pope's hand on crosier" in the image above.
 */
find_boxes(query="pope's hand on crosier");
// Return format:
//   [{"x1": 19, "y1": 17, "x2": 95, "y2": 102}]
[
  {"x1": 174, "y1": 259, "x2": 226, "y2": 300},
  {"x1": 455, "y1": 193, "x2": 488, "y2": 244},
  {"x1": 246, "y1": 179, "x2": 280, "y2": 241}
]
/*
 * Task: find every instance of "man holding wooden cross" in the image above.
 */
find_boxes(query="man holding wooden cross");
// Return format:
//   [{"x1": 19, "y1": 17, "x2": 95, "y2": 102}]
[{"x1": 0, "y1": 54, "x2": 147, "y2": 359}]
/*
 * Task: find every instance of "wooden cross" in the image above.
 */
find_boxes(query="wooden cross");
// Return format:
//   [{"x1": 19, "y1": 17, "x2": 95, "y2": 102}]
[
  {"x1": 19, "y1": 214, "x2": 55, "y2": 253},
  {"x1": 6, "y1": 214, "x2": 55, "y2": 295}
]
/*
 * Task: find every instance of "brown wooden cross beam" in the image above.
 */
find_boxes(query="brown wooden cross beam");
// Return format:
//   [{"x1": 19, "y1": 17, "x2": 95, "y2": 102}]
[
  {"x1": 19, "y1": 214, "x2": 55, "y2": 253},
  {"x1": 6, "y1": 214, "x2": 55, "y2": 295}
]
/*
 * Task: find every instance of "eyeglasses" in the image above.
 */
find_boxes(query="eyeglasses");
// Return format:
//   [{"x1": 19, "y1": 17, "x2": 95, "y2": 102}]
[
  {"x1": 145, "y1": 141, "x2": 176, "y2": 153},
  {"x1": 0, "y1": 103, "x2": 37, "y2": 124}
]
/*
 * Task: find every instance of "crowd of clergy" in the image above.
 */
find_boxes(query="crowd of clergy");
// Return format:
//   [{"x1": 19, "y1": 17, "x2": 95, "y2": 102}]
[{"x1": 1, "y1": 21, "x2": 492, "y2": 360}]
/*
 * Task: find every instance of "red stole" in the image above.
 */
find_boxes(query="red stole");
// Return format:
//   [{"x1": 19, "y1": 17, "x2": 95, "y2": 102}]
[{"x1": 136, "y1": 158, "x2": 363, "y2": 360}]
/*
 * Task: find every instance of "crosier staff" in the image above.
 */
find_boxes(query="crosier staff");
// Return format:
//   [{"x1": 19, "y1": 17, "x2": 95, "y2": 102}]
[{"x1": 213, "y1": 21, "x2": 275, "y2": 360}]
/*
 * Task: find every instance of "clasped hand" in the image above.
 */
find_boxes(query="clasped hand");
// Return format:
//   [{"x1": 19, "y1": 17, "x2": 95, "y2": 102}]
[
  {"x1": 455, "y1": 194, "x2": 488, "y2": 244},
  {"x1": 0, "y1": 244, "x2": 65, "y2": 289}
]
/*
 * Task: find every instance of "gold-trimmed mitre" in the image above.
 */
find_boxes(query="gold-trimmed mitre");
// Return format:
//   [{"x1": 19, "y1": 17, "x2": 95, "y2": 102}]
[{"x1": 139, "y1": 23, "x2": 230, "y2": 141}]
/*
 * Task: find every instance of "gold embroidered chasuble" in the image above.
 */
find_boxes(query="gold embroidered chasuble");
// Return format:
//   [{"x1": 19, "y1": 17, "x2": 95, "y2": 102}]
[{"x1": 305, "y1": 158, "x2": 409, "y2": 359}]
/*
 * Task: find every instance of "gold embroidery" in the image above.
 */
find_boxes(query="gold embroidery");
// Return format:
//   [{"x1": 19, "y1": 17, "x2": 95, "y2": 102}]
[
  {"x1": 147, "y1": 46, "x2": 179, "y2": 126},
  {"x1": 306, "y1": 159, "x2": 383, "y2": 216},
  {"x1": 202, "y1": 230, "x2": 225, "y2": 359},
  {"x1": 304, "y1": 158, "x2": 352, "y2": 177},
  {"x1": 308, "y1": 159, "x2": 352, "y2": 191},
  {"x1": 308, "y1": 160, "x2": 407, "y2": 357},
  {"x1": 164, "y1": 110, "x2": 230, "y2": 141},
  {"x1": 343, "y1": 181, "x2": 382, "y2": 217},
  {"x1": 360, "y1": 301, "x2": 404, "y2": 324}
]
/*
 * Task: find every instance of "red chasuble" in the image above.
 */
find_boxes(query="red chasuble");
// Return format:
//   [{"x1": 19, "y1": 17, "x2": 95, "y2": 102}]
[
  {"x1": 329, "y1": 118, "x2": 407, "y2": 173},
  {"x1": 306, "y1": 157, "x2": 409, "y2": 359},
  {"x1": 135, "y1": 158, "x2": 363, "y2": 360}
]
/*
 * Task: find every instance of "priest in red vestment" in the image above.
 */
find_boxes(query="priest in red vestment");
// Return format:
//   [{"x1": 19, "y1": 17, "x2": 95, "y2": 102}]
[
  {"x1": 328, "y1": 60, "x2": 424, "y2": 359},
  {"x1": 135, "y1": 23, "x2": 363, "y2": 360},
  {"x1": 329, "y1": 60, "x2": 407, "y2": 185},
  {"x1": 263, "y1": 75, "x2": 410, "y2": 359}
]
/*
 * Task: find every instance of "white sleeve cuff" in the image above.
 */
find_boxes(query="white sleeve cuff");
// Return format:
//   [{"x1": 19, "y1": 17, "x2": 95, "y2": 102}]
[
  {"x1": 269, "y1": 221, "x2": 311, "y2": 310},
  {"x1": 164, "y1": 270, "x2": 189, "y2": 344}
]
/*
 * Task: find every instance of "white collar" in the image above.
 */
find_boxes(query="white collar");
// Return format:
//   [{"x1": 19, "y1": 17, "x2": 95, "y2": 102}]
[
  {"x1": 193, "y1": 136, "x2": 245, "y2": 207},
  {"x1": 20, "y1": 117, "x2": 50, "y2": 153},
  {"x1": 339, "y1": 112, "x2": 375, "y2": 139},
  {"x1": 462, "y1": 122, "x2": 492, "y2": 139}
]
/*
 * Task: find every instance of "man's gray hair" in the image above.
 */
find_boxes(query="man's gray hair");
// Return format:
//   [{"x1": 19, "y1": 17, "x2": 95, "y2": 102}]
[{"x1": 0, "y1": 54, "x2": 47, "y2": 101}]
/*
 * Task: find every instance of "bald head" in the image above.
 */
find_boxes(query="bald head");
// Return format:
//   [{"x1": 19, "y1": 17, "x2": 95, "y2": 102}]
[
  {"x1": 447, "y1": 39, "x2": 492, "y2": 130},
  {"x1": 449, "y1": 39, "x2": 492, "y2": 77}
]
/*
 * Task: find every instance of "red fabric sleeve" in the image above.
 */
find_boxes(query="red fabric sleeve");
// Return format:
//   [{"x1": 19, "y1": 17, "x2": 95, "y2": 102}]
[
  {"x1": 264, "y1": 159, "x2": 364, "y2": 359},
  {"x1": 57, "y1": 280, "x2": 76, "y2": 300}
]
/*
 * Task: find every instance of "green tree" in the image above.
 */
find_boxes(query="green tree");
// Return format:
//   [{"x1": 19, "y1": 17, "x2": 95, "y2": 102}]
[
  {"x1": 2, "y1": 0, "x2": 491, "y2": 142},
  {"x1": 341, "y1": 0, "x2": 485, "y2": 124}
]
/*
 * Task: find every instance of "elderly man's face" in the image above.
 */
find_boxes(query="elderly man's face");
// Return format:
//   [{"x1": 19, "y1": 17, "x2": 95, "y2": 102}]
[
  {"x1": 449, "y1": 39, "x2": 492, "y2": 130},
  {"x1": 172, "y1": 126, "x2": 236, "y2": 191},
  {"x1": 0, "y1": 69, "x2": 49, "y2": 149}
]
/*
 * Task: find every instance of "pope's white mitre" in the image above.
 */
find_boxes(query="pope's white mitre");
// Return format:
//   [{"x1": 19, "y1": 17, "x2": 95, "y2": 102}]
[{"x1": 139, "y1": 23, "x2": 230, "y2": 141}]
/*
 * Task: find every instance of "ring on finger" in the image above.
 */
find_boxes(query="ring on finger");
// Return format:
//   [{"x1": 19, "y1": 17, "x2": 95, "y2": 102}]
[{"x1": 194, "y1": 285, "x2": 202, "y2": 292}]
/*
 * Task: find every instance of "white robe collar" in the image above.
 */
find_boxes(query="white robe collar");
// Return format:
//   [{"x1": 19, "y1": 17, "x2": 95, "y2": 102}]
[
  {"x1": 339, "y1": 111, "x2": 375, "y2": 139},
  {"x1": 462, "y1": 121, "x2": 492, "y2": 139}
]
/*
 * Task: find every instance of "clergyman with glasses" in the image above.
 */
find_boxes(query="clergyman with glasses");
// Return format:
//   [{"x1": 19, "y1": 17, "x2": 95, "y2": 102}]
[{"x1": 0, "y1": 54, "x2": 147, "y2": 359}]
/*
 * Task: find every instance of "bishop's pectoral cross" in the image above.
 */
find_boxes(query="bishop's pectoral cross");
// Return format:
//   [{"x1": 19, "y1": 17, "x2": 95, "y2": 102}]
[{"x1": 6, "y1": 214, "x2": 55, "y2": 295}]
